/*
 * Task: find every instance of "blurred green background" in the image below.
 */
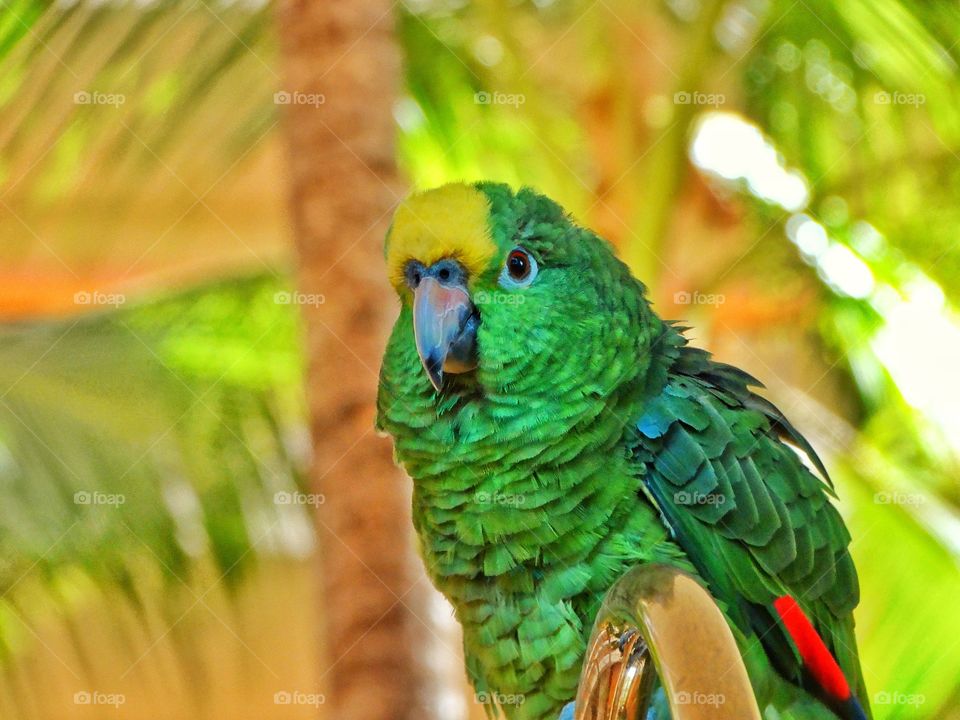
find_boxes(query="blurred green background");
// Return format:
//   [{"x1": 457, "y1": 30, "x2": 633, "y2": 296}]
[{"x1": 1, "y1": 0, "x2": 958, "y2": 718}]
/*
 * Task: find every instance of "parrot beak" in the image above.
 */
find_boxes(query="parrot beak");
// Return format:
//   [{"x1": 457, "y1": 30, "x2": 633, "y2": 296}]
[{"x1": 413, "y1": 276, "x2": 479, "y2": 391}]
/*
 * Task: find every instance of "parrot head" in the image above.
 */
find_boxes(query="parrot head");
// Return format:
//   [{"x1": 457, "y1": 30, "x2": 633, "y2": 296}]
[{"x1": 382, "y1": 182, "x2": 661, "y2": 404}]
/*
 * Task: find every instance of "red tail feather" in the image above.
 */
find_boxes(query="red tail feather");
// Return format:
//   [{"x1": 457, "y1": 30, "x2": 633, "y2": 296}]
[{"x1": 773, "y1": 595, "x2": 851, "y2": 701}]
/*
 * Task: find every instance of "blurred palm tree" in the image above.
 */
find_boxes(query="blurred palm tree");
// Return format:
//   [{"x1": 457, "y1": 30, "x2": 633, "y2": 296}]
[
  {"x1": 276, "y1": 1, "x2": 439, "y2": 718},
  {"x1": 1, "y1": 1, "x2": 959, "y2": 719}
]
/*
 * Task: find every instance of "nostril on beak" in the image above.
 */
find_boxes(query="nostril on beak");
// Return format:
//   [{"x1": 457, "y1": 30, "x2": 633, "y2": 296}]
[
  {"x1": 404, "y1": 260, "x2": 426, "y2": 290},
  {"x1": 429, "y1": 259, "x2": 465, "y2": 287}
]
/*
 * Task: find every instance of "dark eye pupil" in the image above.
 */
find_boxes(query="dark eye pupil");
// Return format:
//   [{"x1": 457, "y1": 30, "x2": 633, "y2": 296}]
[{"x1": 508, "y1": 251, "x2": 529, "y2": 279}]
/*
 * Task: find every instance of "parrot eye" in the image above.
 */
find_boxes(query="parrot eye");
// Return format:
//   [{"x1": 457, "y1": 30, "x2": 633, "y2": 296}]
[{"x1": 500, "y1": 247, "x2": 538, "y2": 288}]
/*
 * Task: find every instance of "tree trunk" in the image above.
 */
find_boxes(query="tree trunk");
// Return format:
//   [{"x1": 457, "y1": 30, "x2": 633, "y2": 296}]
[{"x1": 275, "y1": 3, "x2": 436, "y2": 718}]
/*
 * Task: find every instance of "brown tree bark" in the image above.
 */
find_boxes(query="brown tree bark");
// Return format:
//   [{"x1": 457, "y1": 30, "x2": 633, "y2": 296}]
[{"x1": 276, "y1": 3, "x2": 437, "y2": 719}]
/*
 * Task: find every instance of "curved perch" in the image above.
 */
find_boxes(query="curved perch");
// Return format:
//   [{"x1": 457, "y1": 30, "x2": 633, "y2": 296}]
[{"x1": 573, "y1": 564, "x2": 762, "y2": 720}]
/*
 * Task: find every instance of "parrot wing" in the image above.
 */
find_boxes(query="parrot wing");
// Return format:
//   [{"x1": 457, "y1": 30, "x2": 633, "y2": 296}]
[{"x1": 633, "y1": 342, "x2": 869, "y2": 719}]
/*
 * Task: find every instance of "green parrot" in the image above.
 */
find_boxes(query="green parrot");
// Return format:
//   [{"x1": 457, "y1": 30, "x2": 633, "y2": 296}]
[{"x1": 376, "y1": 182, "x2": 869, "y2": 720}]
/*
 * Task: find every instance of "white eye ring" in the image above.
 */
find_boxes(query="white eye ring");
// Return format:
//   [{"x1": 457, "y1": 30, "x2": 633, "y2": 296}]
[{"x1": 498, "y1": 247, "x2": 538, "y2": 289}]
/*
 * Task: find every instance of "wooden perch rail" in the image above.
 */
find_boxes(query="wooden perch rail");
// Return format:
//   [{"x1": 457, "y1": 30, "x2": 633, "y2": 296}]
[{"x1": 574, "y1": 564, "x2": 761, "y2": 720}]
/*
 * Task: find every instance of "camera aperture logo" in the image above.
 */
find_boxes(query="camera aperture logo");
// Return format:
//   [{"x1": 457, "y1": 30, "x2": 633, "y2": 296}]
[
  {"x1": 74, "y1": 91, "x2": 125, "y2": 107},
  {"x1": 674, "y1": 91, "x2": 725, "y2": 107},
  {"x1": 874, "y1": 691, "x2": 925, "y2": 707},
  {"x1": 274, "y1": 491, "x2": 325, "y2": 507},
  {"x1": 674, "y1": 491, "x2": 727, "y2": 507},
  {"x1": 74, "y1": 290, "x2": 126, "y2": 308},
  {"x1": 74, "y1": 691, "x2": 125, "y2": 708},
  {"x1": 474, "y1": 290, "x2": 525, "y2": 306},
  {"x1": 675, "y1": 691, "x2": 725, "y2": 707},
  {"x1": 673, "y1": 290, "x2": 725, "y2": 307},
  {"x1": 74, "y1": 491, "x2": 126, "y2": 507},
  {"x1": 274, "y1": 91, "x2": 325, "y2": 108},
  {"x1": 874, "y1": 491, "x2": 925, "y2": 506},
  {"x1": 474, "y1": 91, "x2": 525, "y2": 108},
  {"x1": 874, "y1": 91, "x2": 925, "y2": 108},
  {"x1": 273, "y1": 690, "x2": 325, "y2": 707},
  {"x1": 476, "y1": 691, "x2": 525, "y2": 706},
  {"x1": 274, "y1": 291, "x2": 325, "y2": 307},
  {"x1": 474, "y1": 491, "x2": 526, "y2": 507}
]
